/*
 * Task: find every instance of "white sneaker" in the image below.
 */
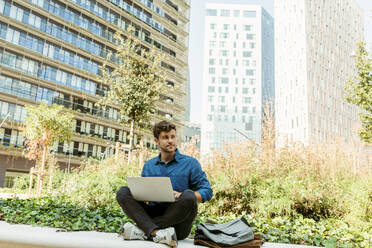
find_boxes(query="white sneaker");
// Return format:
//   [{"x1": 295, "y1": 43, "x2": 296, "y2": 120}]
[
  {"x1": 152, "y1": 227, "x2": 178, "y2": 247},
  {"x1": 121, "y1": 222, "x2": 146, "y2": 240}
]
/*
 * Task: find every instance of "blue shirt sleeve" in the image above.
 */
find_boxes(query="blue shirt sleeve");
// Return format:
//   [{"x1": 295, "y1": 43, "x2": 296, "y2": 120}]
[
  {"x1": 189, "y1": 159, "x2": 213, "y2": 202},
  {"x1": 141, "y1": 162, "x2": 147, "y2": 177}
]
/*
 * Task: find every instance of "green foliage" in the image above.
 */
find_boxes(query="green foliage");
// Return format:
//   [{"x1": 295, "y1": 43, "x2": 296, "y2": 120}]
[
  {"x1": 0, "y1": 197, "x2": 129, "y2": 232},
  {"x1": 0, "y1": 197, "x2": 370, "y2": 247},
  {"x1": 5, "y1": 145, "x2": 372, "y2": 246},
  {"x1": 99, "y1": 26, "x2": 165, "y2": 127},
  {"x1": 345, "y1": 42, "x2": 372, "y2": 143},
  {"x1": 22, "y1": 102, "x2": 74, "y2": 146},
  {"x1": 46, "y1": 156, "x2": 140, "y2": 208}
]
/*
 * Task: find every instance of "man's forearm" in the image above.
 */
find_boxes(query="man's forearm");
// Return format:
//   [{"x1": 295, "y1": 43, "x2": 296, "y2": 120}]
[{"x1": 194, "y1": 191, "x2": 203, "y2": 203}]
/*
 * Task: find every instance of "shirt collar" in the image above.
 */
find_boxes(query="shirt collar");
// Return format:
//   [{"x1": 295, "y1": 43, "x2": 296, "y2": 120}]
[{"x1": 155, "y1": 149, "x2": 181, "y2": 165}]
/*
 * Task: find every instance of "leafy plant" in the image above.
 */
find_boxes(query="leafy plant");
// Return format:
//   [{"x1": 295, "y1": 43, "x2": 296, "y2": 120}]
[
  {"x1": 98, "y1": 25, "x2": 165, "y2": 161},
  {"x1": 22, "y1": 102, "x2": 74, "y2": 196},
  {"x1": 345, "y1": 42, "x2": 372, "y2": 143}
]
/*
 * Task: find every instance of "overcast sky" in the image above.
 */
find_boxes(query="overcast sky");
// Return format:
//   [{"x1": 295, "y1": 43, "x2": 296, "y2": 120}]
[{"x1": 187, "y1": 0, "x2": 372, "y2": 124}]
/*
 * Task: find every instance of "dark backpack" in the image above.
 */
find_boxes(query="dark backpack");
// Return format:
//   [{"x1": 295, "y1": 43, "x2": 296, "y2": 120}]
[{"x1": 194, "y1": 217, "x2": 263, "y2": 248}]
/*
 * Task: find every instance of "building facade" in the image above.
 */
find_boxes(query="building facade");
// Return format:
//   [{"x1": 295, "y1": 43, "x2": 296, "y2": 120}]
[
  {"x1": 0, "y1": 0, "x2": 190, "y2": 187},
  {"x1": 201, "y1": 4, "x2": 274, "y2": 154},
  {"x1": 184, "y1": 122, "x2": 200, "y2": 147},
  {"x1": 274, "y1": 0, "x2": 364, "y2": 146}
]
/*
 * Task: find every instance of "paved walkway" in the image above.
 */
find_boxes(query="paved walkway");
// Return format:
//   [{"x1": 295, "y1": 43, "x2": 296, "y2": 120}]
[{"x1": 0, "y1": 221, "x2": 322, "y2": 248}]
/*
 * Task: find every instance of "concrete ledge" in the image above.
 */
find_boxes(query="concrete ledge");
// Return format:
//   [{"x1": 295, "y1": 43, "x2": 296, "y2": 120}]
[
  {"x1": 0, "y1": 193, "x2": 28, "y2": 199},
  {"x1": 0, "y1": 221, "x2": 205, "y2": 248},
  {"x1": 0, "y1": 221, "x2": 322, "y2": 248}
]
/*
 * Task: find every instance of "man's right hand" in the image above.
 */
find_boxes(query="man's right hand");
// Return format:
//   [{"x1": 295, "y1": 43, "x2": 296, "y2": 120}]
[{"x1": 173, "y1": 191, "x2": 181, "y2": 199}]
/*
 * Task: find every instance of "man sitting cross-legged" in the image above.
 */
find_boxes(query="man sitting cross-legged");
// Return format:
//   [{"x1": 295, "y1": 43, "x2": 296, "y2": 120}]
[{"x1": 116, "y1": 121, "x2": 213, "y2": 247}]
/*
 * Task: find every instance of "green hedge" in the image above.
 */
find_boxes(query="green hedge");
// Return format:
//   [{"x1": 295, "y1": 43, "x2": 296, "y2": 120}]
[
  {"x1": 4, "y1": 154, "x2": 372, "y2": 247},
  {"x1": 0, "y1": 197, "x2": 371, "y2": 247}
]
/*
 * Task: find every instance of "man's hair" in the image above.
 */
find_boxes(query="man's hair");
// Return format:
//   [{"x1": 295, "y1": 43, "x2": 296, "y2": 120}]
[{"x1": 153, "y1": 121, "x2": 176, "y2": 139}]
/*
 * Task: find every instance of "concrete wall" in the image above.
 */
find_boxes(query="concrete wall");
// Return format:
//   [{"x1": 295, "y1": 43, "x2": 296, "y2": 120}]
[{"x1": 0, "y1": 155, "x2": 35, "y2": 187}]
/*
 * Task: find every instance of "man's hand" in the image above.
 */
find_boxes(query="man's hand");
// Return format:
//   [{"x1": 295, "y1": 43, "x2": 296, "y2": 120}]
[
  {"x1": 174, "y1": 191, "x2": 182, "y2": 199},
  {"x1": 194, "y1": 191, "x2": 202, "y2": 203},
  {"x1": 174, "y1": 190, "x2": 202, "y2": 203}
]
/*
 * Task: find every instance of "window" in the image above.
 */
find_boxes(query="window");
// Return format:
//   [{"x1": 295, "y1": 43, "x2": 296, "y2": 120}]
[
  {"x1": 244, "y1": 25, "x2": 252, "y2": 31},
  {"x1": 220, "y1": 50, "x2": 228, "y2": 56},
  {"x1": 206, "y1": 9, "x2": 217, "y2": 16},
  {"x1": 220, "y1": 77, "x2": 229, "y2": 84},
  {"x1": 243, "y1": 97, "x2": 251, "y2": 103},
  {"x1": 243, "y1": 88, "x2": 249, "y2": 94},
  {"x1": 218, "y1": 105, "x2": 226, "y2": 112},
  {"x1": 209, "y1": 59, "x2": 215, "y2": 65},
  {"x1": 243, "y1": 60, "x2": 250, "y2": 66},
  {"x1": 222, "y1": 68, "x2": 228, "y2": 75},
  {"x1": 243, "y1": 10, "x2": 256, "y2": 18},
  {"x1": 218, "y1": 96, "x2": 225, "y2": 102},
  {"x1": 208, "y1": 86, "x2": 215, "y2": 93},
  {"x1": 245, "y1": 122, "x2": 253, "y2": 131},
  {"x1": 219, "y1": 41, "x2": 226, "y2": 47},
  {"x1": 220, "y1": 9, "x2": 230, "y2": 17},
  {"x1": 208, "y1": 95, "x2": 213, "y2": 102},
  {"x1": 223, "y1": 24, "x2": 229, "y2": 30},
  {"x1": 233, "y1": 10, "x2": 240, "y2": 17},
  {"x1": 246, "y1": 69, "x2": 254, "y2": 76},
  {"x1": 220, "y1": 32, "x2": 228, "y2": 39},
  {"x1": 207, "y1": 115, "x2": 212, "y2": 121},
  {"x1": 250, "y1": 42, "x2": 255, "y2": 48},
  {"x1": 210, "y1": 23, "x2": 216, "y2": 29},
  {"x1": 209, "y1": 41, "x2": 216, "y2": 47},
  {"x1": 246, "y1": 34, "x2": 255, "y2": 40},
  {"x1": 242, "y1": 107, "x2": 248, "y2": 113},
  {"x1": 243, "y1": 51, "x2": 252, "y2": 57}
]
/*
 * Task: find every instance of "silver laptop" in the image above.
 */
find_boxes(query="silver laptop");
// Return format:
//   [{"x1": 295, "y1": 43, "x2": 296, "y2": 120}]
[{"x1": 127, "y1": 177, "x2": 175, "y2": 202}]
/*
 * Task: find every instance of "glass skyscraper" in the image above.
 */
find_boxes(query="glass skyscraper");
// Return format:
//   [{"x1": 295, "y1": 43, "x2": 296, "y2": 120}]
[
  {"x1": 0, "y1": 0, "x2": 190, "y2": 186},
  {"x1": 201, "y1": 4, "x2": 274, "y2": 154}
]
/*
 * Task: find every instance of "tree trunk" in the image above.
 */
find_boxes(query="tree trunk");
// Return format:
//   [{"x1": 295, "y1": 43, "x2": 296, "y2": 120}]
[
  {"x1": 37, "y1": 144, "x2": 47, "y2": 196},
  {"x1": 28, "y1": 167, "x2": 34, "y2": 198},
  {"x1": 127, "y1": 120, "x2": 134, "y2": 165}
]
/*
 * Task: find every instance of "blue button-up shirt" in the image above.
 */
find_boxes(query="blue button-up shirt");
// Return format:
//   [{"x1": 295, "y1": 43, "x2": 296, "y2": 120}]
[{"x1": 141, "y1": 149, "x2": 213, "y2": 203}]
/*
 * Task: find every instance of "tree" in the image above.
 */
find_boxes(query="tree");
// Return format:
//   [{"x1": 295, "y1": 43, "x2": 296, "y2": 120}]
[
  {"x1": 22, "y1": 102, "x2": 74, "y2": 196},
  {"x1": 345, "y1": 42, "x2": 372, "y2": 143},
  {"x1": 99, "y1": 26, "x2": 165, "y2": 161}
]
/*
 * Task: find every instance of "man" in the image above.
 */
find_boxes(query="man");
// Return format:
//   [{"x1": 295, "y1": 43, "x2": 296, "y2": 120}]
[{"x1": 116, "y1": 121, "x2": 213, "y2": 247}]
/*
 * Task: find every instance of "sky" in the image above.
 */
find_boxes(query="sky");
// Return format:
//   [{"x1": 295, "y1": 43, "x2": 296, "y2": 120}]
[{"x1": 187, "y1": 0, "x2": 372, "y2": 124}]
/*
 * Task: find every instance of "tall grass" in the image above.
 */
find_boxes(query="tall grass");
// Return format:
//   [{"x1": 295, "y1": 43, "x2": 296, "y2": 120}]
[{"x1": 8, "y1": 134, "x2": 371, "y2": 246}]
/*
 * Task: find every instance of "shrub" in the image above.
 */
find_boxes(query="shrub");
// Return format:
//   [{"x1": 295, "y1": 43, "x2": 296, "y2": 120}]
[{"x1": 6, "y1": 139, "x2": 372, "y2": 247}]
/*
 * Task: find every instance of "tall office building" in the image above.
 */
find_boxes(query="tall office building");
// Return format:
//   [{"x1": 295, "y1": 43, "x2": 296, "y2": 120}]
[
  {"x1": 0, "y1": 0, "x2": 190, "y2": 186},
  {"x1": 201, "y1": 4, "x2": 274, "y2": 154},
  {"x1": 275, "y1": 0, "x2": 364, "y2": 146}
]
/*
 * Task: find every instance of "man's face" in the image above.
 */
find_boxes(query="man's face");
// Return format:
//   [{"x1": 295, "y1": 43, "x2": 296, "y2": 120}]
[{"x1": 155, "y1": 129, "x2": 177, "y2": 153}]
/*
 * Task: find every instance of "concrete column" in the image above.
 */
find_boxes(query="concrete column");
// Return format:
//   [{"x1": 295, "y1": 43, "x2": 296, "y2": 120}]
[{"x1": 0, "y1": 165, "x2": 6, "y2": 187}]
